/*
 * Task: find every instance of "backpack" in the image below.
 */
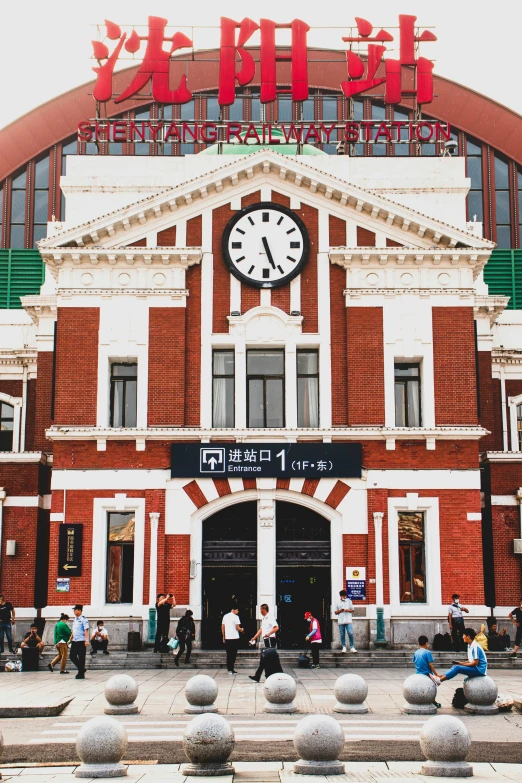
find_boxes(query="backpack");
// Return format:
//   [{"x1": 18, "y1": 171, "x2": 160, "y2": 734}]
[
  {"x1": 452, "y1": 687, "x2": 468, "y2": 709},
  {"x1": 432, "y1": 633, "x2": 445, "y2": 651},
  {"x1": 298, "y1": 652, "x2": 311, "y2": 668}
]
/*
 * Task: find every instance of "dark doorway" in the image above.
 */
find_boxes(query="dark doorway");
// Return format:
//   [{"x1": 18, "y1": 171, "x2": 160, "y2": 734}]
[
  {"x1": 201, "y1": 501, "x2": 257, "y2": 649},
  {"x1": 276, "y1": 501, "x2": 331, "y2": 649}
]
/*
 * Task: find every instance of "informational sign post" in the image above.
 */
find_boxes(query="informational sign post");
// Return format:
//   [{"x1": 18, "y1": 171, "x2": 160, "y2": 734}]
[
  {"x1": 171, "y1": 442, "x2": 362, "y2": 479},
  {"x1": 346, "y1": 566, "x2": 366, "y2": 601},
  {"x1": 56, "y1": 578, "x2": 70, "y2": 593},
  {"x1": 58, "y1": 524, "x2": 83, "y2": 577}
]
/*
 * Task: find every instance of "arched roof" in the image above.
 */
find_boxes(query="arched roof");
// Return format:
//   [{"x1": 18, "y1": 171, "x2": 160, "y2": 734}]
[{"x1": 0, "y1": 48, "x2": 521, "y2": 181}]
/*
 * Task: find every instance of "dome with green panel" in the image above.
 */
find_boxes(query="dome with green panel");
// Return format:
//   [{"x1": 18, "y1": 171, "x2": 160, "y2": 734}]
[{"x1": 199, "y1": 126, "x2": 327, "y2": 156}]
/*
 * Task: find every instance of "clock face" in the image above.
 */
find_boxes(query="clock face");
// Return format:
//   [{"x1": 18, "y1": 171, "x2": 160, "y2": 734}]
[{"x1": 222, "y1": 202, "x2": 309, "y2": 289}]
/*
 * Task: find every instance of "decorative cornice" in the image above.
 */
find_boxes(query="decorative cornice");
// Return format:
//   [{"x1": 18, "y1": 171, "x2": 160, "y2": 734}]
[
  {"x1": 39, "y1": 247, "x2": 202, "y2": 277},
  {"x1": 331, "y1": 247, "x2": 491, "y2": 278},
  {"x1": 345, "y1": 288, "x2": 475, "y2": 299},
  {"x1": 46, "y1": 425, "x2": 488, "y2": 453},
  {"x1": 57, "y1": 288, "x2": 188, "y2": 300},
  {"x1": 38, "y1": 149, "x2": 494, "y2": 253},
  {"x1": 0, "y1": 451, "x2": 50, "y2": 464},
  {"x1": 482, "y1": 451, "x2": 522, "y2": 463},
  {"x1": 474, "y1": 295, "x2": 510, "y2": 324},
  {"x1": 492, "y1": 351, "x2": 522, "y2": 365},
  {"x1": 21, "y1": 295, "x2": 57, "y2": 324}
]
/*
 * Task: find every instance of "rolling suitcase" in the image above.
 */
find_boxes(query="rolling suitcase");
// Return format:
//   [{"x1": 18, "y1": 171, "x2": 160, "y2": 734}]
[
  {"x1": 262, "y1": 646, "x2": 283, "y2": 676},
  {"x1": 127, "y1": 631, "x2": 141, "y2": 651}
]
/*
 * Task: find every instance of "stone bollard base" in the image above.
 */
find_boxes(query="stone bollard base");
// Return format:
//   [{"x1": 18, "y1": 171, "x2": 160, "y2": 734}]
[
  {"x1": 421, "y1": 760, "x2": 473, "y2": 778},
  {"x1": 333, "y1": 702, "x2": 368, "y2": 714},
  {"x1": 263, "y1": 701, "x2": 297, "y2": 714},
  {"x1": 294, "y1": 760, "x2": 345, "y2": 775},
  {"x1": 75, "y1": 763, "x2": 127, "y2": 778},
  {"x1": 104, "y1": 705, "x2": 139, "y2": 715},
  {"x1": 182, "y1": 762, "x2": 235, "y2": 777},
  {"x1": 402, "y1": 702, "x2": 437, "y2": 715},
  {"x1": 184, "y1": 705, "x2": 219, "y2": 714},
  {"x1": 464, "y1": 703, "x2": 499, "y2": 715}
]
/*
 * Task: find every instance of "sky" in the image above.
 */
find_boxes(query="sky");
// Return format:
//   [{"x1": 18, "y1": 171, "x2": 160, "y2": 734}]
[{"x1": 0, "y1": 0, "x2": 521, "y2": 129}]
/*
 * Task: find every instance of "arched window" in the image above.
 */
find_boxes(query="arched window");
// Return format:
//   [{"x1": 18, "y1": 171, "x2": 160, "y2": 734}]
[{"x1": 0, "y1": 402, "x2": 14, "y2": 451}]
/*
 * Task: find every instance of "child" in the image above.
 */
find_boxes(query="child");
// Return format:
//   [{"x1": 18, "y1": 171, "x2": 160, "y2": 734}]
[
  {"x1": 413, "y1": 635, "x2": 441, "y2": 708},
  {"x1": 432, "y1": 628, "x2": 487, "y2": 683}
]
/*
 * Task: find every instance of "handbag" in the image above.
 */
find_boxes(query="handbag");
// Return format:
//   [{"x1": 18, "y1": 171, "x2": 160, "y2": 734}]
[{"x1": 167, "y1": 637, "x2": 179, "y2": 650}]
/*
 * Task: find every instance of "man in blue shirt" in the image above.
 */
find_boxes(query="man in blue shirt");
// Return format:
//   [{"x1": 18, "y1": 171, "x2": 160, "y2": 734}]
[
  {"x1": 432, "y1": 628, "x2": 487, "y2": 684},
  {"x1": 413, "y1": 635, "x2": 441, "y2": 709},
  {"x1": 70, "y1": 604, "x2": 89, "y2": 680}
]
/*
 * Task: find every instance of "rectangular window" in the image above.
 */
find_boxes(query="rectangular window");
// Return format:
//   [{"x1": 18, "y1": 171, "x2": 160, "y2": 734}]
[
  {"x1": 466, "y1": 137, "x2": 483, "y2": 223},
  {"x1": 33, "y1": 155, "x2": 49, "y2": 247},
  {"x1": 213, "y1": 350, "x2": 235, "y2": 427},
  {"x1": 247, "y1": 349, "x2": 284, "y2": 428},
  {"x1": 398, "y1": 511, "x2": 426, "y2": 603},
  {"x1": 495, "y1": 154, "x2": 511, "y2": 248},
  {"x1": 394, "y1": 363, "x2": 421, "y2": 427},
  {"x1": 10, "y1": 168, "x2": 26, "y2": 248},
  {"x1": 0, "y1": 403, "x2": 14, "y2": 451},
  {"x1": 110, "y1": 362, "x2": 137, "y2": 427},
  {"x1": 297, "y1": 350, "x2": 319, "y2": 427},
  {"x1": 106, "y1": 512, "x2": 135, "y2": 603}
]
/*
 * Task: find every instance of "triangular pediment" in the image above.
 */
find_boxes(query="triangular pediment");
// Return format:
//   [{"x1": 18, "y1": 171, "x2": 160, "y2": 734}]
[{"x1": 38, "y1": 148, "x2": 494, "y2": 254}]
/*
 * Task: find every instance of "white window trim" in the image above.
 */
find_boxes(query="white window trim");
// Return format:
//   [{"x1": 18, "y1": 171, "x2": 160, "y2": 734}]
[
  {"x1": 387, "y1": 496, "x2": 441, "y2": 613},
  {"x1": 91, "y1": 496, "x2": 145, "y2": 616},
  {"x1": 508, "y1": 393, "x2": 522, "y2": 452},
  {"x1": 105, "y1": 357, "x2": 139, "y2": 429},
  {"x1": 0, "y1": 392, "x2": 22, "y2": 453}
]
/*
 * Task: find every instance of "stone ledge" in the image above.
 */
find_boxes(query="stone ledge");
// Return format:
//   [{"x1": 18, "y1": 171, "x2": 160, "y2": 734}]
[{"x1": 0, "y1": 697, "x2": 73, "y2": 718}]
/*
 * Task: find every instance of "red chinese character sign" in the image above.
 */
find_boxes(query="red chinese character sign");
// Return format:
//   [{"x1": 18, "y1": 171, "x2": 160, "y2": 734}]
[
  {"x1": 92, "y1": 14, "x2": 436, "y2": 107},
  {"x1": 342, "y1": 15, "x2": 436, "y2": 104}
]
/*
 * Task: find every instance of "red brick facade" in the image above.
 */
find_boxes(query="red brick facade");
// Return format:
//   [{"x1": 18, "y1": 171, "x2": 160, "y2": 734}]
[
  {"x1": 346, "y1": 307, "x2": 385, "y2": 425},
  {"x1": 432, "y1": 307, "x2": 478, "y2": 425},
  {"x1": 54, "y1": 307, "x2": 99, "y2": 425},
  {"x1": 148, "y1": 308, "x2": 186, "y2": 426}
]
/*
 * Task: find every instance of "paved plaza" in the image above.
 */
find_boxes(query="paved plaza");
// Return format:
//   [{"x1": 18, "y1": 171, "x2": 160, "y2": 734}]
[{"x1": 1, "y1": 666, "x2": 521, "y2": 717}]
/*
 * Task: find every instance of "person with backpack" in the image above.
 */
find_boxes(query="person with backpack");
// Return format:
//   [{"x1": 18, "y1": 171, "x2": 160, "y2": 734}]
[
  {"x1": 304, "y1": 611, "x2": 322, "y2": 669},
  {"x1": 430, "y1": 627, "x2": 487, "y2": 685},
  {"x1": 174, "y1": 609, "x2": 195, "y2": 666}
]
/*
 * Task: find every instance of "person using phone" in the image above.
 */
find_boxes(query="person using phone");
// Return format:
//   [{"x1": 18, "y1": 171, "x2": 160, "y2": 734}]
[
  {"x1": 447, "y1": 594, "x2": 469, "y2": 652},
  {"x1": 154, "y1": 592, "x2": 176, "y2": 653},
  {"x1": 221, "y1": 606, "x2": 243, "y2": 674},
  {"x1": 430, "y1": 628, "x2": 487, "y2": 684}
]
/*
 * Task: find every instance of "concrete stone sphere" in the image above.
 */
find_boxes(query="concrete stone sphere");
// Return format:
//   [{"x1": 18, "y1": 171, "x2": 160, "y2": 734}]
[
  {"x1": 183, "y1": 714, "x2": 235, "y2": 764},
  {"x1": 185, "y1": 675, "x2": 219, "y2": 707},
  {"x1": 264, "y1": 673, "x2": 297, "y2": 704},
  {"x1": 420, "y1": 715, "x2": 471, "y2": 762},
  {"x1": 334, "y1": 674, "x2": 368, "y2": 704},
  {"x1": 293, "y1": 715, "x2": 344, "y2": 761},
  {"x1": 463, "y1": 675, "x2": 498, "y2": 706},
  {"x1": 76, "y1": 716, "x2": 128, "y2": 765},
  {"x1": 105, "y1": 675, "x2": 138, "y2": 706},
  {"x1": 403, "y1": 673, "x2": 437, "y2": 704}
]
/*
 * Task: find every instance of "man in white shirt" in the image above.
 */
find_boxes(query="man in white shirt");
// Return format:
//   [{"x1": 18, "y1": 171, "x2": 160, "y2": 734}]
[
  {"x1": 447, "y1": 593, "x2": 469, "y2": 652},
  {"x1": 248, "y1": 604, "x2": 280, "y2": 683},
  {"x1": 334, "y1": 590, "x2": 356, "y2": 653},
  {"x1": 221, "y1": 606, "x2": 243, "y2": 674}
]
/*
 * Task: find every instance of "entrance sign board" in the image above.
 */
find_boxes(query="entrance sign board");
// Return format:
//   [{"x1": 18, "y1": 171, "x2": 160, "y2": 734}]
[
  {"x1": 171, "y1": 442, "x2": 362, "y2": 479},
  {"x1": 91, "y1": 14, "x2": 436, "y2": 107},
  {"x1": 58, "y1": 524, "x2": 83, "y2": 577},
  {"x1": 346, "y1": 566, "x2": 367, "y2": 601}
]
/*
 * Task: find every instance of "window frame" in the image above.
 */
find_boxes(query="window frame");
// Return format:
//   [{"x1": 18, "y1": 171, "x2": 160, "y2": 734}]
[
  {"x1": 212, "y1": 349, "x2": 235, "y2": 428},
  {"x1": 296, "y1": 348, "x2": 319, "y2": 428},
  {"x1": 246, "y1": 348, "x2": 285, "y2": 428},
  {"x1": 508, "y1": 393, "x2": 522, "y2": 452},
  {"x1": 394, "y1": 362, "x2": 422, "y2": 427},
  {"x1": 109, "y1": 361, "x2": 138, "y2": 428},
  {"x1": 106, "y1": 511, "x2": 135, "y2": 604},
  {"x1": 398, "y1": 510, "x2": 426, "y2": 604}
]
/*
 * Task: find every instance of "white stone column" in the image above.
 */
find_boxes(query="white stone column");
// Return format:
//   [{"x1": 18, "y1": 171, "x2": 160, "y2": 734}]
[
  {"x1": 148, "y1": 512, "x2": 160, "y2": 606},
  {"x1": 285, "y1": 341, "x2": 297, "y2": 429},
  {"x1": 257, "y1": 479, "x2": 277, "y2": 617},
  {"x1": 373, "y1": 512, "x2": 384, "y2": 607}
]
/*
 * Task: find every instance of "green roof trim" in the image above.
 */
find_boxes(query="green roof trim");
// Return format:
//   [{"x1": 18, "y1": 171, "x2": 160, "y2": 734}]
[
  {"x1": 0, "y1": 249, "x2": 45, "y2": 309},
  {"x1": 483, "y1": 249, "x2": 522, "y2": 310}
]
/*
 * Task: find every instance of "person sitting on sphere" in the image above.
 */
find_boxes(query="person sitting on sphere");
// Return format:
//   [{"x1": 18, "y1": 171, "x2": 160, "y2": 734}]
[{"x1": 430, "y1": 628, "x2": 487, "y2": 685}]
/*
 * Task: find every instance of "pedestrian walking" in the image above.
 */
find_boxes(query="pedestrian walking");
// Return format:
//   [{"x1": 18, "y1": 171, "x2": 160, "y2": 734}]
[
  {"x1": 248, "y1": 604, "x2": 281, "y2": 682},
  {"x1": 304, "y1": 611, "x2": 322, "y2": 669},
  {"x1": 90, "y1": 620, "x2": 110, "y2": 655},
  {"x1": 154, "y1": 592, "x2": 175, "y2": 653},
  {"x1": 413, "y1": 635, "x2": 441, "y2": 708},
  {"x1": 508, "y1": 599, "x2": 522, "y2": 658},
  {"x1": 0, "y1": 594, "x2": 15, "y2": 653},
  {"x1": 334, "y1": 590, "x2": 356, "y2": 653},
  {"x1": 432, "y1": 627, "x2": 488, "y2": 685},
  {"x1": 174, "y1": 609, "x2": 195, "y2": 666},
  {"x1": 70, "y1": 604, "x2": 89, "y2": 679},
  {"x1": 48, "y1": 613, "x2": 71, "y2": 673},
  {"x1": 447, "y1": 593, "x2": 469, "y2": 651},
  {"x1": 222, "y1": 606, "x2": 243, "y2": 674}
]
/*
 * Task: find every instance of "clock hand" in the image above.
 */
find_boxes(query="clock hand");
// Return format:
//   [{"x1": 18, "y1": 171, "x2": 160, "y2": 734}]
[{"x1": 262, "y1": 236, "x2": 276, "y2": 269}]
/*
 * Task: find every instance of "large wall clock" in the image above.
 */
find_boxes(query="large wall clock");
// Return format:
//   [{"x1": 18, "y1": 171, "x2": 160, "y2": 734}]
[{"x1": 222, "y1": 202, "x2": 310, "y2": 289}]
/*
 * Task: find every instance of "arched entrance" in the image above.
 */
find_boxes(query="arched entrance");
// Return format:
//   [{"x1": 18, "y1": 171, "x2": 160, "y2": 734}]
[
  {"x1": 201, "y1": 501, "x2": 257, "y2": 649},
  {"x1": 200, "y1": 497, "x2": 332, "y2": 649},
  {"x1": 276, "y1": 501, "x2": 331, "y2": 648}
]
